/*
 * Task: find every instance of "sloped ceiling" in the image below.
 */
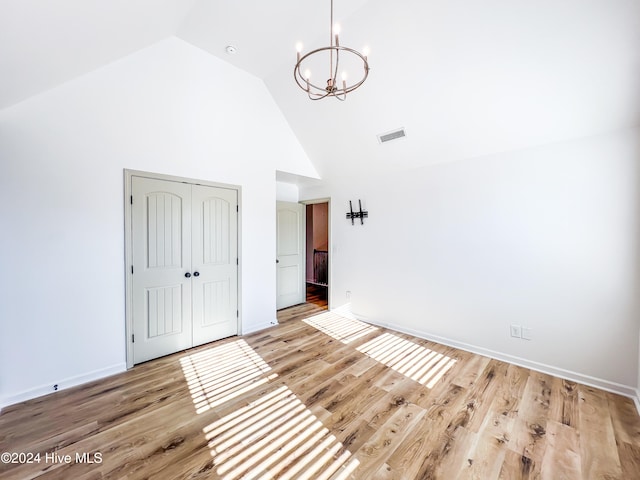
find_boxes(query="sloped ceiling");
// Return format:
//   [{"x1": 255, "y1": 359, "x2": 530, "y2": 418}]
[
  {"x1": 2, "y1": 0, "x2": 640, "y2": 179},
  {"x1": 0, "y1": 0, "x2": 197, "y2": 108}
]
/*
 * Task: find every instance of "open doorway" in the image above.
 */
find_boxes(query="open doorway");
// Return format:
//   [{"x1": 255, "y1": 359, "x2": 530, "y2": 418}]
[
  {"x1": 305, "y1": 202, "x2": 329, "y2": 310},
  {"x1": 276, "y1": 199, "x2": 330, "y2": 323}
]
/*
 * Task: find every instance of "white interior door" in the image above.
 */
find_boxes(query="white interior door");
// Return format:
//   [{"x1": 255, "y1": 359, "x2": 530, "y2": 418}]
[
  {"x1": 131, "y1": 176, "x2": 193, "y2": 364},
  {"x1": 191, "y1": 184, "x2": 238, "y2": 346},
  {"x1": 130, "y1": 175, "x2": 239, "y2": 364},
  {"x1": 276, "y1": 201, "x2": 305, "y2": 309}
]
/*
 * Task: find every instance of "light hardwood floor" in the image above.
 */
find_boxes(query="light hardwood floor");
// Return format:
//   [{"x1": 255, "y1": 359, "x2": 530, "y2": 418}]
[{"x1": 1, "y1": 307, "x2": 639, "y2": 479}]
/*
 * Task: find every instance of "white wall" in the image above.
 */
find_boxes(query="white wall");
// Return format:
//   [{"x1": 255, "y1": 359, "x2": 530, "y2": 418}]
[
  {"x1": 301, "y1": 128, "x2": 640, "y2": 393},
  {"x1": 275, "y1": 181, "x2": 299, "y2": 202},
  {"x1": 0, "y1": 37, "x2": 317, "y2": 407}
]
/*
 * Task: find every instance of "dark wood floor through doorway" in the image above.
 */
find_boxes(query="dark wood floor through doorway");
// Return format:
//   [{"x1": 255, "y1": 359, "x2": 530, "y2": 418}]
[{"x1": 305, "y1": 282, "x2": 328, "y2": 308}]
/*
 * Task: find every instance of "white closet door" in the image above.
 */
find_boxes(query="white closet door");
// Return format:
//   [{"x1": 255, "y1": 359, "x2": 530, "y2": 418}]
[
  {"x1": 276, "y1": 201, "x2": 305, "y2": 309},
  {"x1": 191, "y1": 184, "x2": 238, "y2": 346},
  {"x1": 131, "y1": 176, "x2": 193, "y2": 364}
]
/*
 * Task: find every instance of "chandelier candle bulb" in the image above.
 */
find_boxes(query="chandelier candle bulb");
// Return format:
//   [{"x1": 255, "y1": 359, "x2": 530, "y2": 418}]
[{"x1": 296, "y1": 43, "x2": 303, "y2": 62}]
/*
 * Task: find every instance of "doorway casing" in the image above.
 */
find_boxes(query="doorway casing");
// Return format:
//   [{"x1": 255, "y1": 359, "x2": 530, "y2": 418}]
[{"x1": 123, "y1": 169, "x2": 242, "y2": 369}]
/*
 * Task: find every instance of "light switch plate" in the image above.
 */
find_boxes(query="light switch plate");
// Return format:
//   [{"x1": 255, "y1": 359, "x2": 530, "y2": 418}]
[{"x1": 510, "y1": 324, "x2": 522, "y2": 338}]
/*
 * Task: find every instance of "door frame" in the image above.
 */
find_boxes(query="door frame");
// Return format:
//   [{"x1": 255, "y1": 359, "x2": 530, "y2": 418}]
[
  {"x1": 123, "y1": 169, "x2": 242, "y2": 369},
  {"x1": 300, "y1": 198, "x2": 331, "y2": 310}
]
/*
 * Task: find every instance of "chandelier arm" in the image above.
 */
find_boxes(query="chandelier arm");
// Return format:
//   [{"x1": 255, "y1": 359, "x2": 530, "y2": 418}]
[
  {"x1": 294, "y1": 45, "x2": 369, "y2": 98},
  {"x1": 294, "y1": 55, "x2": 333, "y2": 94},
  {"x1": 309, "y1": 92, "x2": 331, "y2": 101},
  {"x1": 298, "y1": 77, "x2": 332, "y2": 95},
  {"x1": 338, "y1": 47, "x2": 370, "y2": 93}
]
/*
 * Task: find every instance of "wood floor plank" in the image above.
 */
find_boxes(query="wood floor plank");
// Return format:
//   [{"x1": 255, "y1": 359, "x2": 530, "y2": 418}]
[
  {"x1": 475, "y1": 401, "x2": 515, "y2": 454},
  {"x1": 540, "y1": 420, "x2": 581, "y2": 480},
  {"x1": 616, "y1": 441, "x2": 640, "y2": 479},
  {"x1": 450, "y1": 353, "x2": 491, "y2": 390},
  {"x1": 458, "y1": 428, "x2": 507, "y2": 480},
  {"x1": 371, "y1": 462, "x2": 410, "y2": 480},
  {"x1": 2, "y1": 303, "x2": 639, "y2": 479},
  {"x1": 507, "y1": 371, "x2": 553, "y2": 466},
  {"x1": 606, "y1": 391, "x2": 640, "y2": 446},
  {"x1": 386, "y1": 382, "x2": 472, "y2": 479},
  {"x1": 499, "y1": 449, "x2": 538, "y2": 480},
  {"x1": 492, "y1": 363, "x2": 529, "y2": 419},
  {"x1": 578, "y1": 386, "x2": 623, "y2": 479},
  {"x1": 352, "y1": 403, "x2": 426, "y2": 478},
  {"x1": 463, "y1": 359, "x2": 510, "y2": 434}
]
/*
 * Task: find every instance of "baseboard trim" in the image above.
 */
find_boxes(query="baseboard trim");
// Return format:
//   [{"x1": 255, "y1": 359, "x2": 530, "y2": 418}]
[
  {"x1": 243, "y1": 321, "x2": 278, "y2": 335},
  {"x1": 356, "y1": 315, "x2": 638, "y2": 400},
  {"x1": 0, "y1": 363, "x2": 126, "y2": 412}
]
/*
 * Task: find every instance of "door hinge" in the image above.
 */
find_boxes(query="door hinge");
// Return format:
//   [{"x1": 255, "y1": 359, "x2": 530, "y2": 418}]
[
  {"x1": 236, "y1": 258, "x2": 238, "y2": 265},
  {"x1": 131, "y1": 265, "x2": 134, "y2": 274},
  {"x1": 236, "y1": 205, "x2": 239, "y2": 212},
  {"x1": 132, "y1": 334, "x2": 135, "y2": 343},
  {"x1": 236, "y1": 310, "x2": 239, "y2": 318},
  {"x1": 130, "y1": 195, "x2": 133, "y2": 205}
]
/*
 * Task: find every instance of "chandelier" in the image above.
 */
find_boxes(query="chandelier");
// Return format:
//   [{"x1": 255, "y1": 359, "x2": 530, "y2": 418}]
[{"x1": 294, "y1": 0, "x2": 370, "y2": 101}]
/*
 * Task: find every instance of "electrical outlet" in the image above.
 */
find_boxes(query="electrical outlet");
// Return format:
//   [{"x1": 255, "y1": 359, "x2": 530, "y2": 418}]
[
  {"x1": 522, "y1": 327, "x2": 533, "y2": 341},
  {"x1": 53, "y1": 384, "x2": 59, "y2": 391},
  {"x1": 346, "y1": 291, "x2": 351, "y2": 300},
  {"x1": 510, "y1": 324, "x2": 522, "y2": 338}
]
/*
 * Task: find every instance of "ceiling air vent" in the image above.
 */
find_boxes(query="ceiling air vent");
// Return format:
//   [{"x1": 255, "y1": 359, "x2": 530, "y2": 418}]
[{"x1": 377, "y1": 128, "x2": 406, "y2": 144}]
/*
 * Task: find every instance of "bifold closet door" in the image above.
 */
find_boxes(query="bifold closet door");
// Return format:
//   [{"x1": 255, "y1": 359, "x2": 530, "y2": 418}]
[
  {"x1": 191, "y1": 184, "x2": 238, "y2": 347},
  {"x1": 131, "y1": 176, "x2": 193, "y2": 364},
  {"x1": 131, "y1": 176, "x2": 238, "y2": 364}
]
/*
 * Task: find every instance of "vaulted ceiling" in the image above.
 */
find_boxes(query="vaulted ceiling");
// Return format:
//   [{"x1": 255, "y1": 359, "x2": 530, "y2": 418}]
[{"x1": 2, "y1": 0, "x2": 640, "y2": 179}]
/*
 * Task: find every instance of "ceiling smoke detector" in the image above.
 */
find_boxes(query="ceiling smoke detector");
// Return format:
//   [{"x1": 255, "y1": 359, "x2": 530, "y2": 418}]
[
  {"x1": 377, "y1": 128, "x2": 406, "y2": 144},
  {"x1": 225, "y1": 45, "x2": 237, "y2": 55}
]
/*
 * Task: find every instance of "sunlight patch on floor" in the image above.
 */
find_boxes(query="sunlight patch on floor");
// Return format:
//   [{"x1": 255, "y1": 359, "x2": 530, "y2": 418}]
[
  {"x1": 203, "y1": 385, "x2": 359, "y2": 480},
  {"x1": 357, "y1": 333, "x2": 456, "y2": 388},
  {"x1": 180, "y1": 339, "x2": 277, "y2": 414},
  {"x1": 303, "y1": 311, "x2": 378, "y2": 344}
]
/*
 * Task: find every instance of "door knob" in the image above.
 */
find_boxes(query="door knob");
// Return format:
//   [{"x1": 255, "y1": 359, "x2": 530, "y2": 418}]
[
  {"x1": 193, "y1": 271, "x2": 200, "y2": 277},
  {"x1": 185, "y1": 272, "x2": 191, "y2": 278}
]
